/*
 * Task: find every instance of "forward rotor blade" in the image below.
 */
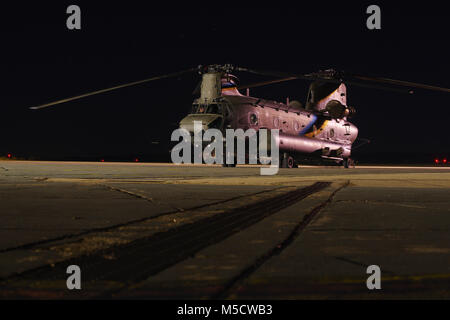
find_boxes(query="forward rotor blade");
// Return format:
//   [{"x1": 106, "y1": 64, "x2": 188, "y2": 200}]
[
  {"x1": 352, "y1": 75, "x2": 450, "y2": 93},
  {"x1": 192, "y1": 80, "x2": 201, "y2": 95},
  {"x1": 29, "y1": 67, "x2": 197, "y2": 110}
]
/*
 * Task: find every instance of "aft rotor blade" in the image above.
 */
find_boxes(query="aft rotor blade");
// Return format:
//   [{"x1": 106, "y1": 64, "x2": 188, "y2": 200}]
[
  {"x1": 236, "y1": 68, "x2": 410, "y2": 93},
  {"x1": 235, "y1": 67, "x2": 343, "y2": 89},
  {"x1": 235, "y1": 67, "x2": 314, "y2": 81},
  {"x1": 238, "y1": 77, "x2": 299, "y2": 90},
  {"x1": 29, "y1": 67, "x2": 197, "y2": 110},
  {"x1": 352, "y1": 75, "x2": 450, "y2": 93},
  {"x1": 343, "y1": 80, "x2": 413, "y2": 94}
]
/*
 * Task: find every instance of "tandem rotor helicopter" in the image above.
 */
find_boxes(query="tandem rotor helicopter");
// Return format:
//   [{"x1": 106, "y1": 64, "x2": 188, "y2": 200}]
[{"x1": 30, "y1": 64, "x2": 450, "y2": 168}]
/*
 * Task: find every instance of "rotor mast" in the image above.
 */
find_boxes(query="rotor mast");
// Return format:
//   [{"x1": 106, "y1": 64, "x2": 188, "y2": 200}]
[
  {"x1": 198, "y1": 64, "x2": 234, "y2": 103},
  {"x1": 200, "y1": 72, "x2": 221, "y2": 103}
]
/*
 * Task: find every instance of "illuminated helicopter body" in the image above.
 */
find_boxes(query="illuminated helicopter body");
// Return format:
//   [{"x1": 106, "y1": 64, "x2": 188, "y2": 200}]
[
  {"x1": 180, "y1": 66, "x2": 358, "y2": 168},
  {"x1": 30, "y1": 64, "x2": 450, "y2": 168}
]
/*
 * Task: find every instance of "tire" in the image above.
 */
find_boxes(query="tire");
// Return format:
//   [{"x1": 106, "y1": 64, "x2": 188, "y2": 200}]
[
  {"x1": 280, "y1": 154, "x2": 295, "y2": 168},
  {"x1": 348, "y1": 158, "x2": 355, "y2": 168},
  {"x1": 287, "y1": 156, "x2": 295, "y2": 168},
  {"x1": 343, "y1": 158, "x2": 349, "y2": 168}
]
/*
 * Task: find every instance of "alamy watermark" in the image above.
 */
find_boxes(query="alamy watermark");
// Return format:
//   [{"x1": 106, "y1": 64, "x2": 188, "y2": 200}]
[
  {"x1": 66, "y1": 5, "x2": 81, "y2": 30},
  {"x1": 66, "y1": 265, "x2": 81, "y2": 290},
  {"x1": 171, "y1": 121, "x2": 280, "y2": 175},
  {"x1": 366, "y1": 265, "x2": 382, "y2": 290},
  {"x1": 366, "y1": 5, "x2": 381, "y2": 30}
]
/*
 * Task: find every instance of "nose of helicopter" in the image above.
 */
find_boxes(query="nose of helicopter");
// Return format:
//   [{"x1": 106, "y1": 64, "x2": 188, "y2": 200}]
[
  {"x1": 179, "y1": 114, "x2": 222, "y2": 133},
  {"x1": 349, "y1": 123, "x2": 359, "y2": 143}
]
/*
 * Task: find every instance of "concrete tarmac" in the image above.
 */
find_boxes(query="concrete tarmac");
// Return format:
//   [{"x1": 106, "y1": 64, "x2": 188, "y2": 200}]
[{"x1": 0, "y1": 160, "x2": 449, "y2": 299}]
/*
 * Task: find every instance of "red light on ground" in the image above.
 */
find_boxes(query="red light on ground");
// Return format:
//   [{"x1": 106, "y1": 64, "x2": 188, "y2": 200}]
[
  {"x1": 443, "y1": 159, "x2": 448, "y2": 164},
  {"x1": 135, "y1": 158, "x2": 139, "y2": 162},
  {"x1": 435, "y1": 159, "x2": 440, "y2": 164},
  {"x1": 7, "y1": 153, "x2": 12, "y2": 158},
  {"x1": 100, "y1": 159, "x2": 105, "y2": 162}
]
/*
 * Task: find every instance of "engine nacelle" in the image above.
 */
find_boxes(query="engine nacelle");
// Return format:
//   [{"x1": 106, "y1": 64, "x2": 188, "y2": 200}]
[
  {"x1": 346, "y1": 105, "x2": 356, "y2": 117},
  {"x1": 325, "y1": 100, "x2": 356, "y2": 119}
]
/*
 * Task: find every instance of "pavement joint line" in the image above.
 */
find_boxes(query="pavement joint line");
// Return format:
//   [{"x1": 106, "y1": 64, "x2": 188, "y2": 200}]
[
  {"x1": 0, "y1": 185, "x2": 286, "y2": 255},
  {"x1": 100, "y1": 183, "x2": 289, "y2": 213},
  {"x1": 300, "y1": 273, "x2": 450, "y2": 297},
  {"x1": 334, "y1": 199, "x2": 428, "y2": 209},
  {"x1": 40, "y1": 174, "x2": 269, "y2": 184},
  {"x1": 333, "y1": 256, "x2": 396, "y2": 275},
  {"x1": 33, "y1": 177, "x2": 49, "y2": 182},
  {"x1": 213, "y1": 180, "x2": 350, "y2": 300},
  {"x1": 309, "y1": 228, "x2": 450, "y2": 231},
  {"x1": 101, "y1": 184, "x2": 157, "y2": 204}
]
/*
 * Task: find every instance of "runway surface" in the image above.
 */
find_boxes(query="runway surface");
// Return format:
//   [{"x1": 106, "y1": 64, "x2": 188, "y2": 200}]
[{"x1": 0, "y1": 160, "x2": 449, "y2": 299}]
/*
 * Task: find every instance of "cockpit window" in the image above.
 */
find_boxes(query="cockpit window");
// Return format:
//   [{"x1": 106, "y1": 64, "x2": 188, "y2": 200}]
[
  {"x1": 206, "y1": 104, "x2": 221, "y2": 114},
  {"x1": 197, "y1": 105, "x2": 205, "y2": 113}
]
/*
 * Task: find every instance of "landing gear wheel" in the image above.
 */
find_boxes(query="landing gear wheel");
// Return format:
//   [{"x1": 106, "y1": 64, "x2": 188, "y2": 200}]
[
  {"x1": 348, "y1": 158, "x2": 355, "y2": 168},
  {"x1": 287, "y1": 156, "x2": 295, "y2": 168},
  {"x1": 342, "y1": 158, "x2": 350, "y2": 168},
  {"x1": 280, "y1": 153, "x2": 295, "y2": 168}
]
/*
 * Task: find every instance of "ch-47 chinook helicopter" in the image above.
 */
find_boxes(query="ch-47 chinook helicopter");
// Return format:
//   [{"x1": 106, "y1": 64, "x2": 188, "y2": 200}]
[{"x1": 30, "y1": 64, "x2": 450, "y2": 168}]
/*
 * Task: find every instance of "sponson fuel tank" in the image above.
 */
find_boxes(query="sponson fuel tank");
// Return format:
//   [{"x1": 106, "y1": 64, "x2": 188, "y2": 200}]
[{"x1": 266, "y1": 132, "x2": 353, "y2": 158}]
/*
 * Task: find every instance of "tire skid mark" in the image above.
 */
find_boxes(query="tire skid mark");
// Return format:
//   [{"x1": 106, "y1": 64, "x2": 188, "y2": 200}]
[{"x1": 214, "y1": 180, "x2": 349, "y2": 299}]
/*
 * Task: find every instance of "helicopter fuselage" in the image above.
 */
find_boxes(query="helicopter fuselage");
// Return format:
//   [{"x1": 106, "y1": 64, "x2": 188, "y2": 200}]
[{"x1": 180, "y1": 93, "x2": 358, "y2": 166}]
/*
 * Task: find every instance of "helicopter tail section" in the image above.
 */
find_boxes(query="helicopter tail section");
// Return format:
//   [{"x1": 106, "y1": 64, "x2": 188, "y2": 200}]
[{"x1": 306, "y1": 81, "x2": 347, "y2": 112}]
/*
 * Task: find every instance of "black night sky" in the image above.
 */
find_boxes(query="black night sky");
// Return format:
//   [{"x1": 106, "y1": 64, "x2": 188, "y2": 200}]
[{"x1": 1, "y1": 1, "x2": 449, "y2": 163}]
